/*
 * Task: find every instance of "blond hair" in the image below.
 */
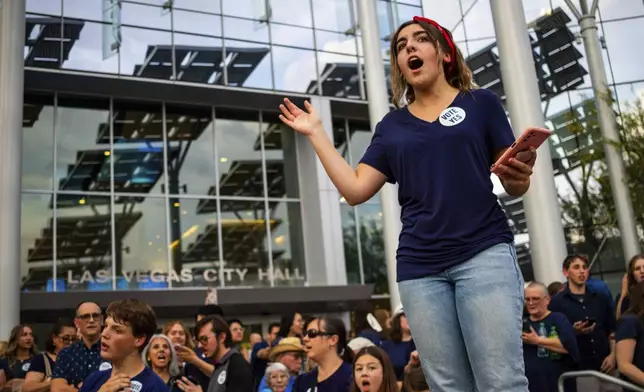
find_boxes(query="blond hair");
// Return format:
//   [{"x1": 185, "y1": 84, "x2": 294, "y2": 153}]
[{"x1": 389, "y1": 19, "x2": 477, "y2": 108}]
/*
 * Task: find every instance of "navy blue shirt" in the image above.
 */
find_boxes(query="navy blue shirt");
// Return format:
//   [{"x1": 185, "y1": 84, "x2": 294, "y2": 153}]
[
  {"x1": 0, "y1": 357, "x2": 34, "y2": 380},
  {"x1": 616, "y1": 315, "x2": 644, "y2": 383},
  {"x1": 523, "y1": 312, "x2": 579, "y2": 392},
  {"x1": 359, "y1": 89, "x2": 514, "y2": 281},
  {"x1": 80, "y1": 366, "x2": 168, "y2": 392},
  {"x1": 357, "y1": 329, "x2": 382, "y2": 347},
  {"x1": 292, "y1": 362, "x2": 352, "y2": 392},
  {"x1": 250, "y1": 341, "x2": 269, "y2": 383},
  {"x1": 549, "y1": 287, "x2": 615, "y2": 370},
  {"x1": 52, "y1": 340, "x2": 109, "y2": 387},
  {"x1": 28, "y1": 353, "x2": 55, "y2": 376},
  {"x1": 381, "y1": 339, "x2": 416, "y2": 381}
]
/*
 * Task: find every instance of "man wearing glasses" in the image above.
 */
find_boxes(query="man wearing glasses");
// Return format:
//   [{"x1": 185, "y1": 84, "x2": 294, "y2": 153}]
[
  {"x1": 52, "y1": 302, "x2": 110, "y2": 392},
  {"x1": 175, "y1": 315, "x2": 254, "y2": 392}
]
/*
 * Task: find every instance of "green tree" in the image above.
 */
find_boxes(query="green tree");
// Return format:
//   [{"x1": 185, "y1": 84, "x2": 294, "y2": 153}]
[{"x1": 557, "y1": 95, "x2": 644, "y2": 259}]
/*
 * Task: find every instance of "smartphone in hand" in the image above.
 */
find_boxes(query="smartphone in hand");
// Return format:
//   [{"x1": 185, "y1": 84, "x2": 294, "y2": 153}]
[{"x1": 491, "y1": 127, "x2": 553, "y2": 172}]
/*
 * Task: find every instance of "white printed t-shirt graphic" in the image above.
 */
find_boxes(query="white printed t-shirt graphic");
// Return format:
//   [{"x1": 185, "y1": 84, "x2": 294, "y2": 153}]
[{"x1": 439, "y1": 107, "x2": 466, "y2": 126}]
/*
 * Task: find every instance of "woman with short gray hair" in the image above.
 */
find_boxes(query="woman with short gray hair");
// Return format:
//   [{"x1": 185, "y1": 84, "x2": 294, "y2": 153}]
[{"x1": 261, "y1": 362, "x2": 290, "y2": 392}]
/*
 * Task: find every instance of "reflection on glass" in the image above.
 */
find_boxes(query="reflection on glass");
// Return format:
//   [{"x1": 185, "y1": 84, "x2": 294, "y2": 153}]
[
  {"x1": 312, "y1": 0, "x2": 354, "y2": 33},
  {"x1": 56, "y1": 195, "x2": 112, "y2": 291},
  {"x1": 116, "y1": 196, "x2": 168, "y2": 290},
  {"x1": 315, "y1": 30, "x2": 358, "y2": 56},
  {"x1": 271, "y1": 24, "x2": 314, "y2": 49},
  {"x1": 358, "y1": 203, "x2": 387, "y2": 294},
  {"x1": 223, "y1": 40, "x2": 272, "y2": 89},
  {"x1": 172, "y1": 9, "x2": 222, "y2": 37},
  {"x1": 170, "y1": 198, "x2": 221, "y2": 288},
  {"x1": 121, "y1": 2, "x2": 171, "y2": 30},
  {"x1": 341, "y1": 202, "x2": 361, "y2": 285},
  {"x1": 269, "y1": 0, "x2": 312, "y2": 27},
  {"x1": 56, "y1": 95, "x2": 111, "y2": 203},
  {"x1": 62, "y1": 20, "x2": 120, "y2": 74},
  {"x1": 222, "y1": 0, "x2": 268, "y2": 19},
  {"x1": 165, "y1": 104, "x2": 215, "y2": 196},
  {"x1": 376, "y1": 0, "x2": 394, "y2": 40},
  {"x1": 262, "y1": 113, "x2": 299, "y2": 199},
  {"x1": 223, "y1": 16, "x2": 269, "y2": 43},
  {"x1": 23, "y1": 93, "x2": 54, "y2": 191},
  {"x1": 112, "y1": 100, "x2": 166, "y2": 195},
  {"x1": 173, "y1": 0, "x2": 221, "y2": 14},
  {"x1": 316, "y1": 52, "x2": 362, "y2": 99},
  {"x1": 215, "y1": 108, "x2": 264, "y2": 198},
  {"x1": 270, "y1": 202, "x2": 306, "y2": 287},
  {"x1": 21, "y1": 193, "x2": 54, "y2": 292},
  {"x1": 28, "y1": 0, "x2": 62, "y2": 16},
  {"x1": 172, "y1": 33, "x2": 223, "y2": 85},
  {"x1": 272, "y1": 46, "x2": 316, "y2": 93},
  {"x1": 63, "y1": 0, "x2": 103, "y2": 21},
  {"x1": 121, "y1": 26, "x2": 173, "y2": 80},
  {"x1": 348, "y1": 120, "x2": 373, "y2": 169},
  {"x1": 25, "y1": 14, "x2": 65, "y2": 69}
]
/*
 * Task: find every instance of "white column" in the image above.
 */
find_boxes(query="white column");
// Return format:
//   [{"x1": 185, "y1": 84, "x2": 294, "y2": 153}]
[
  {"x1": 297, "y1": 96, "x2": 347, "y2": 287},
  {"x1": 490, "y1": 0, "x2": 567, "y2": 284},
  {"x1": 564, "y1": 0, "x2": 641, "y2": 263},
  {"x1": 0, "y1": 0, "x2": 26, "y2": 336},
  {"x1": 356, "y1": 0, "x2": 403, "y2": 310}
]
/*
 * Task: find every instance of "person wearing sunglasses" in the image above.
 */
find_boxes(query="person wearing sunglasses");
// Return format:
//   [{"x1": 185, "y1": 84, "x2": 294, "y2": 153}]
[
  {"x1": 52, "y1": 302, "x2": 111, "y2": 392},
  {"x1": 278, "y1": 15, "x2": 536, "y2": 392},
  {"x1": 23, "y1": 318, "x2": 77, "y2": 392},
  {"x1": 292, "y1": 317, "x2": 353, "y2": 392}
]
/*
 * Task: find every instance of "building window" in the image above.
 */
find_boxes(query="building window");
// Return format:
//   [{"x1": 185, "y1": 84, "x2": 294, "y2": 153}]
[
  {"x1": 334, "y1": 118, "x2": 388, "y2": 295},
  {"x1": 20, "y1": 94, "x2": 305, "y2": 292}
]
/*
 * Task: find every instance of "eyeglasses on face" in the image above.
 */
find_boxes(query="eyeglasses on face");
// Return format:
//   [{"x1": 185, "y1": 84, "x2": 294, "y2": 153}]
[
  {"x1": 76, "y1": 312, "x2": 103, "y2": 321},
  {"x1": 303, "y1": 329, "x2": 333, "y2": 339},
  {"x1": 59, "y1": 335, "x2": 77, "y2": 343},
  {"x1": 197, "y1": 333, "x2": 216, "y2": 344}
]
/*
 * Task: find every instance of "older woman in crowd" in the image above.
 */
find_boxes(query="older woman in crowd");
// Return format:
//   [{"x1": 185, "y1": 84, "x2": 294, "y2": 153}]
[
  {"x1": 142, "y1": 334, "x2": 181, "y2": 390},
  {"x1": 261, "y1": 363, "x2": 290, "y2": 392}
]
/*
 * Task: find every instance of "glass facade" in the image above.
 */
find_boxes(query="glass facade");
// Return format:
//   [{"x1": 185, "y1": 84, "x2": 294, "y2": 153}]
[
  {"x1": 20, "y1": 0, "x2": 644, "y2": 297},
  {"x1": 25, "y1": 0, "x2": 422, "y2": 99},
  {"x1": 21, "y1": 93, "x2": 304, "y2": 292}
]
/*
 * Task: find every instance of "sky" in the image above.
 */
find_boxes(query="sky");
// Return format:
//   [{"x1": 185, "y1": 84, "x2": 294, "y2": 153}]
[{"x1": 20, "y1": 0, "x2": 644, "y2": 284}]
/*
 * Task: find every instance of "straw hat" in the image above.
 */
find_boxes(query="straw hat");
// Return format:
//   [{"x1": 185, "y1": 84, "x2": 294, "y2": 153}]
[{"x1": 269, "y1": 337, "x2": 305, "y2": 362}]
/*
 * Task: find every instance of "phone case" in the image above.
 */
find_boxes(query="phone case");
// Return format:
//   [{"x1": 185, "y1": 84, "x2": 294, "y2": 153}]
[{"x1": 491, "y1": 127, "x2": 553, "y2": 172}]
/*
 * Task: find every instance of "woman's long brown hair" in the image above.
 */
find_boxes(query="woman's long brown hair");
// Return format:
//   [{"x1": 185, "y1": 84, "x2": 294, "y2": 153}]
[
  {"x1": 350, "y1": 346, "x2": 399, "y2": 392},
  {"x1": 1, "y1": 325, "x2": 38, "y2": 367},
  {"x1": 389, "y1": 19, "x2": 476, "y2": 108}
]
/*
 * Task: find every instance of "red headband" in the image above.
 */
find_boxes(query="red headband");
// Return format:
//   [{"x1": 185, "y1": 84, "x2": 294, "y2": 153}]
[{"x1": 412, "y1": 16, "x2": 456, "y2": 69}]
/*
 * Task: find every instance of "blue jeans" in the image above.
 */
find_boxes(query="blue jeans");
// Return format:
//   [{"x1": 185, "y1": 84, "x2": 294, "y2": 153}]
[{"x1": 399, "y1": 242, "x2": 529, "y2": 392}]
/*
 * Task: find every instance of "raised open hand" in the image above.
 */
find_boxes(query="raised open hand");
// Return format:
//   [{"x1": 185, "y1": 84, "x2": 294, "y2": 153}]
[{"x1": 279, "y1": 98, "x2": 323, "y2": 136}]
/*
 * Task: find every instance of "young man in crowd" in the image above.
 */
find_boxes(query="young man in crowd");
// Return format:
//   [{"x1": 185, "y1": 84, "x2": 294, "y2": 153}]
[
  {"x1": 79, "y1": 299, "x2": 168, "y2": 392},
  {"x1": 250, "y1": 323, "x2": 280, "y2": 385},
  {"x1": 549, "y1": 255, "x2": 617, "y2": 392},
  {"x1": 176, "y1": 315, "x2": 253, "y2": 392},
  {"x1": 52, "y1": 302, "x2": 109, "y2": 392}
]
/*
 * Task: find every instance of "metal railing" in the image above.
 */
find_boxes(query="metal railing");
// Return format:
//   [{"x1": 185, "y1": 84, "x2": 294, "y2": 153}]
[{"x1": 558, "y1": 370, "x2": 644, "y2": 392}]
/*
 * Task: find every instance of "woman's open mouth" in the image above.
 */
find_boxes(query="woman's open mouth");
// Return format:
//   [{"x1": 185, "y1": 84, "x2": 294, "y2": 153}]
[
  {"x1": 360, "y1": 379, "x2": 371, "y2": 391},
  {"x1": 408, "y1": 56, "x2": 424, "y2": 71}
]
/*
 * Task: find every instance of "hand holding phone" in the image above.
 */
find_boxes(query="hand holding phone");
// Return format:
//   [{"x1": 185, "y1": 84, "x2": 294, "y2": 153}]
[{"x1": 491, "y1": 127, "x2": 553, "y2": 173}]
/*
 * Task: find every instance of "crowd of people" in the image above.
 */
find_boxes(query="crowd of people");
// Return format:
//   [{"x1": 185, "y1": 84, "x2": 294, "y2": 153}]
[
  {"x1": 2, "y1": 253, "x2": 644, "y2": 392},
  {"x1": 0, "y1": 300, "x2": 428, "y2": 392}
]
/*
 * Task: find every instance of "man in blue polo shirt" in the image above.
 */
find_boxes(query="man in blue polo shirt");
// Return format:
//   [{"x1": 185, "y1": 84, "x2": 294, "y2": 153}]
[
  {"x1": 52, "y1": 302, "x2": 111, "y2": 391},
  {"x1": 549, "y1": 255, "x2": 616, "y2": 392}
]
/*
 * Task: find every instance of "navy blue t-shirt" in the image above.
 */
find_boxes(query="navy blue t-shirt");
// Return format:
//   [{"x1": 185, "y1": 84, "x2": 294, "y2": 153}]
[
  {"x1": 292, "y1": 362, "x2": 352, "y2": 392},
  {"x1": 0, "y1": 356, "x2": 34, "y2": 380},
  {"x1": 250, "y1": 340, "x2": 269, "y2": 382},
  {"x1": 523, "y1": 312, "x2": 579, "y2": 392},
  {"x1": 28, "y1": 353, "x2": 55, "y2": 376},
  {"x1": 359, "y1": 89, "x2": 515, "y2": 281},
  {"x1": 381, "y1": 339, "x2": 416, "y2": 381},
  {"x1": 80, "y1": 366, "x2": 169, "y2": 392},
  {"x1": 616, "y1": 315, "x2": 644, "y2": 383}
]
